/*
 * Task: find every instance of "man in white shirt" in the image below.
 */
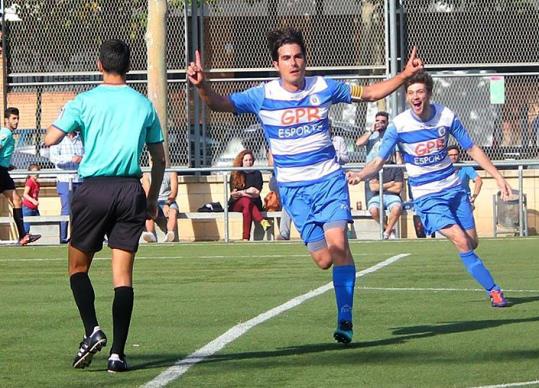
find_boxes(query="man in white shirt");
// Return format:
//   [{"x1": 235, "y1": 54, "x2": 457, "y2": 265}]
[{"x1": 49, "y1": 131, "x2": 84, "y2": 243}]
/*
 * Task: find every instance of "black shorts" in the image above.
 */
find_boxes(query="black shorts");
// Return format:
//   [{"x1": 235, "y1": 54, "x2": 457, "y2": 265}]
[
  {"x1": 70, "y1": 177, "x2": 147, "y2": 253},
  {"x1": 0, "y1": 167, "x2": 15, "y2": 192}
]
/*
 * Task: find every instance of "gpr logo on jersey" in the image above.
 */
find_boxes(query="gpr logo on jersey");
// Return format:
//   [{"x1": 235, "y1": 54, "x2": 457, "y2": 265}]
[
  {"x1": 280, "y1": 107, "x2": 320, "y2": 125},
  {"x1": 414, "y1": 137, "x2": 446, "y2": 156},
  {"x1": 278, "y1": 122, "x2": 324, "y2": 138},
  {"x1": 414, "y1": 151, "x2": 447, "y2": 165}
]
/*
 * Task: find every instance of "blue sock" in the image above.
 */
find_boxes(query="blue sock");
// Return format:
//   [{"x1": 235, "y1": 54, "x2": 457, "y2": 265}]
[
  {"x1": 459, "y1": 251, "x2": 497, "y2": 291},
  {"x1": 332, "y1": 265, "x2": 356, "y2": 323}
]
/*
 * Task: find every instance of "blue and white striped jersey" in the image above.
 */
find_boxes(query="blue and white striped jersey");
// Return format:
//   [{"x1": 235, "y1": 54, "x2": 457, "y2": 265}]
[
  {"x1": 378, "y1": 103, "x2": 474, "y2": 199},
  {"x1": 229, "y1": 76, "x2": 351, "y2": 187}
]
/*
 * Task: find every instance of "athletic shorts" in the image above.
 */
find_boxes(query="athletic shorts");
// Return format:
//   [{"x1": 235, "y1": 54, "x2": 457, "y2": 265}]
[
  {"x1": 158, "y1": 200, "x2": 179, "y2": 211},
  {"x1": 70, "y1": 177, "x2": 147, "y2": 253},
  {"x1": 278, "y1": 171, "x2": 352, "y2": 244},
  {"x1": 0, "y1": 167, "x2": 15, "y2": 192},
  {"x1": 413, "y1": 186, "x2": 475, "y2": 236},
  {"x1": 368, "y1": 194, "x2": 402, "y2": 211}
]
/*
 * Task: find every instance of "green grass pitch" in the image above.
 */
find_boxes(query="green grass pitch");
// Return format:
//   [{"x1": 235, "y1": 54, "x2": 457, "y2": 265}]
[{"x1": 1, "y1": 238, "x2": 538, "y2": 387}]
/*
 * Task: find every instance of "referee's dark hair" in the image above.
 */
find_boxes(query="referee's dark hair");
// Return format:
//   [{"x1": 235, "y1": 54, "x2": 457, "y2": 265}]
[
  {"x1": 267, "y1": 27, "x2": 306, "y2": 62},
  {"x1": 405, "y1": 71, "x2": 433, "y2": 94},
  {"x1": 99, "y1": 39, "x2": 130, "y2": 75},
  {"x1": 4, "y1": 107, "x2": 19, "y2": 119}
]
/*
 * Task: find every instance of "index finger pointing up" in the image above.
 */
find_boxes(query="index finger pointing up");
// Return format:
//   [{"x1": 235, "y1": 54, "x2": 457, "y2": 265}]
[
  {"x1": 409, "y1": 46, "x2": 417, "y2": 61},
  {"x1": 195, "y1": 49, "x2": 202, "y2": 68}
]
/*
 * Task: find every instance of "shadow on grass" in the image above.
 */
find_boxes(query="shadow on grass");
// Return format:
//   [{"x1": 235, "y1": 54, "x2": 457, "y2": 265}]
[
  {"x1": 197, "y1": 316, "x2": 539, "y2": 365},
  {"x1": 124, "y1": 353, "x2": 188, "y2": 371},
  {"x1": 362, "y1": 315, "x2": 539, "y2": 347},
  {"x1": 505, "y1": 295, "x2": 539, "y2": 306},
  {"x1": 102, "y1": 316, "x2": 539, "y2": 371}
]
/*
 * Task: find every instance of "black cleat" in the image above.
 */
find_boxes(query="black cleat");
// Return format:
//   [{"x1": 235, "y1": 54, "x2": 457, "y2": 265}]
[
  {"x1": 108, "y1": 354, "x2": 129, "y2": 373},
  {"x1": 72, "y1": 329, "x2": 107, "y2": 369},
  {"x1": 333, "y1": 320, "x2": 353, "y2": 344}
]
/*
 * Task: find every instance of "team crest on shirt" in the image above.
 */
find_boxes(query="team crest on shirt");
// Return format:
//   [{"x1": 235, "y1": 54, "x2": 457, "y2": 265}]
[
  {"x1": 437, "y1": 126, "x2": 446, "y2": 137},
  {"x1": 309, "y1": 94, "x2": 320, "y2": 106}
]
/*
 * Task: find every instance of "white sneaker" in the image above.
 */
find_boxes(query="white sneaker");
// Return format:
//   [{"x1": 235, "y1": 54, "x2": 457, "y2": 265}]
[
  {"x1": 142, "y1": 232, "x2": 157, "y2": 243},
  {"x1": 389, "y1": 230, "x2": 397, "y2": 240},
  {"x1": 383, "y1": 232, "x2": 390, "y2": 240},
  {"x1": 163, "y1": 231, "x2": 175, "y2": 242}
]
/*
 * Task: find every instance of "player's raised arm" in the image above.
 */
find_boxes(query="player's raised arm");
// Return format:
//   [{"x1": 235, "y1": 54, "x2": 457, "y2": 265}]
[
  {"x1": 187, "y1": 50, "x2": 235, "y2": 112},
  {"x1": 466, "y1": 145, "x2": 512, "y2": 201},
  {"x1": 353, "y1": 47, "x2": 424, "y2": 102}
]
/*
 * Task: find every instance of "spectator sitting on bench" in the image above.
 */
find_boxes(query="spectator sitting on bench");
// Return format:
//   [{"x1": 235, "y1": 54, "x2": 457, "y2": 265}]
[
  {"x1": 141, "y1": 170, "x2": 179, "y2": 243},
  {"x1": 367, "y1": 160, "x2": 404, "y2": 240},
  {"x1": 229, "y1": 149, "x2": 271, "y2": 241}
]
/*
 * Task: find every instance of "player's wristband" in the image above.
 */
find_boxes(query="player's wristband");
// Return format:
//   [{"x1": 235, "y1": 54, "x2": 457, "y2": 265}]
[{"x1": 350, "y1": 84, "x2": 364, "y2": 100}]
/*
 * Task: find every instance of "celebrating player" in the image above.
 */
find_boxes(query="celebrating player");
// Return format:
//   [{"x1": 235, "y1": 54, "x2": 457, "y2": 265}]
[
  {"x1": 187, "y1": 27, "x2": 424, "y2": 343},
  {"x1": 348, "y1": 71, "x2": 511, "y2": 308}
]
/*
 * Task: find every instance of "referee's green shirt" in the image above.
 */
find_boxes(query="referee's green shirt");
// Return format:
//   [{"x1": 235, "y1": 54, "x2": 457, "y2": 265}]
[
  {"x1": 53, "y1": 84, "x2": 163, "y2": 178},
  {"x1": 0, "y1": 127, "x2": 15, "y2": 168}
]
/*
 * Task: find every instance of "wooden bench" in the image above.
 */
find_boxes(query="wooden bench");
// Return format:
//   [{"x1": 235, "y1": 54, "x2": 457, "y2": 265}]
[
  {"x1": 0, "y1": 210, "x2": 392, "y2": 243},
  {"x1": 0, "y1": 215, "x2": 70, "y2": 244},
  {"x1": 173, "y1": 210, "x2": 376, "y2": 242}
]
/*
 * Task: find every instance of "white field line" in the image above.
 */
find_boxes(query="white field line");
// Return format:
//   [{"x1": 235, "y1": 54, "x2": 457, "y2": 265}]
[
  {"x1": 360, "y1": 287, "x2": 539, "y2": 294},
  {"x1": 0, "y1": 253, "x2": 369, "y2": 262},
  {"x1": 0, "y1": 235, "x2": 536, "y2": 250},
  {"x1": 470, "y1": 380, "x2": 539, "y2": 388},
  {"x1": 141, "y1": 253, "x2": 410, "y2": 388}
]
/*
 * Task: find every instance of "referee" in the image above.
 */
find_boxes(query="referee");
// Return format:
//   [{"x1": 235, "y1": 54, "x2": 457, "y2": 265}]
[{"x1": 44, "y1": 39, "x2": 166, "y2": 373}]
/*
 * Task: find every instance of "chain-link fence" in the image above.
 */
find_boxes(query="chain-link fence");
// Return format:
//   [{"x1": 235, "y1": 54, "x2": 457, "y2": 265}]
[
  {"x1": 430, "y1": 73, "x2": 539, "y2": 161},
  {"x1": 2, "y1": 0, "x2": 538, "y2": 170},
  {"x1": 402, "y1": 0, "x2": 539, "y2": 68}
]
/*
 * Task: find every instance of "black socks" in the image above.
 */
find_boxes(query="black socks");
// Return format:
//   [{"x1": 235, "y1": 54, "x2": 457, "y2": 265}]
[
  {"x1": 110, "y1": 286, "x2": 134, "y2": 357},
  {"x1": 70, "y1": 272, "x2": 99, "y2": 337},
  {"x1": 13, "y1": 207, "x2": 25, "y2": 240}
]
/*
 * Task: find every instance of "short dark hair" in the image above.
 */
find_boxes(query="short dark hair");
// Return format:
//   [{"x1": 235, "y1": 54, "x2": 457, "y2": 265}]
[
  {"x1": 375, "y1": 111, "x2": 389, "y2": 120},
  {"x1": 405, "y1": 71, "x2": 433, "y2": 94},
  {"x1": 447, "y1": 145, "x2": 460, "y2": 154},
  {"x1": 99, "y1": 39, "x2": 130, "y2": 75},
  {"x1": 267, "y1": 27, "x2": 306, "y2": 62},
  {"x1": 4, "y1": 107, "x2": 19, "y2": 119}
]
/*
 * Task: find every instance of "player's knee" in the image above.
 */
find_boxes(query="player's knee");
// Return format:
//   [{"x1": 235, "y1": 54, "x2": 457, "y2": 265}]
[
  {"x1": 455, "y1": 237, "x2": 471, "y2": 251},
  {"x1": 369, "y1": 207, "x2": 379, "y2": 218},
  {"x1": 68, "y1": 263, "x2": 89, "y2": 275},
  {"x1": 315, "y1": 257, "x2": 333, "y2": 270}
]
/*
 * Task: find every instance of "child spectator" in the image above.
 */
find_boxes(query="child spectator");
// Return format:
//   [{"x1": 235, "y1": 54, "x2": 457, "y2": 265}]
[{"x1": 22, "y1": 164, "x2": 41, "y2": 234}]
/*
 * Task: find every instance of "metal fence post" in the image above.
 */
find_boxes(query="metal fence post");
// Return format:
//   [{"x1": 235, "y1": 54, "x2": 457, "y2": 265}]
[
  {"x1": 223, "y1": 172, "x2": 229, "y2": 243},
  {"x1": 378, "y1": 168, "x2": 384, "y2": 240},
  {"x1": 518, "y1": 165, "x2": 524, "y2": 237}
]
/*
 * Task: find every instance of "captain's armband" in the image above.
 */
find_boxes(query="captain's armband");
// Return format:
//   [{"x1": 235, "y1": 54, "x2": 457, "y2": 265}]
[{"x1": 350, "y1": 84, "x2": 364, "y2": 100}]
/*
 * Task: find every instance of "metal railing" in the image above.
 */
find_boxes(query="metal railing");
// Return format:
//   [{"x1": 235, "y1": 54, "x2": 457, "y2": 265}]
[{"x1": 8, "y1": 161, "x2": 538, "y2": 242}]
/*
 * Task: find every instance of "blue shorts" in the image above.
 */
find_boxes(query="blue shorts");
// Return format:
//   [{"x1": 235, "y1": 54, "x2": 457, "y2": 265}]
[
  {"x1": 414, "y1": 186, "x2": 475, "y2": 235},
  {"x1": 368, "y1": 194, "x2": 402, "y2": 211},
  {"x1": 279, "y1": 171, "x2": 352, "y2": 244},
  {"x1": 158, "y1": 200, "x2": 179, "y2": 211}
]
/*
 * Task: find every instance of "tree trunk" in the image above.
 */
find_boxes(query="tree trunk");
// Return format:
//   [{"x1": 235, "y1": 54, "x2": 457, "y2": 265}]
[{"x1": 146, "y1": 0, "x2": 169, "y2": 166}]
